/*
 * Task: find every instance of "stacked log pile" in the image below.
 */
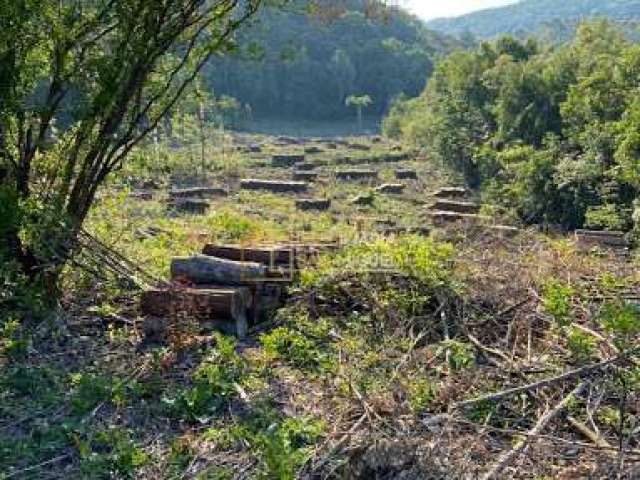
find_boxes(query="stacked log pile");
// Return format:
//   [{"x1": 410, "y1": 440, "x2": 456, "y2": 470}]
[{"x1": 141, "y1": 243, "x2": 336, "y2": 338}]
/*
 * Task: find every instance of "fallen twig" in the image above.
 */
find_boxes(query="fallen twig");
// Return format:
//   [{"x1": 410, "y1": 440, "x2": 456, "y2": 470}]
[
  {"x1": 454, "y1": 353, "x2": 630, "y2": 409},
  {"x1": 481, "y1": 382, "x2": 588, "y2": 480}
]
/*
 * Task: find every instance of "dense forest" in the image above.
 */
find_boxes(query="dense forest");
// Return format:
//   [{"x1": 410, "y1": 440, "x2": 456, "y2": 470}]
[
  {"x1": 201, "y1": 1, "x2": 459, "y2": 120},
  {"x1": 384, "y1": 21, "x2": 640, "y2": 232},
  {"x1": 427, "y1": 0, "x2": 640, "y2": 39}
]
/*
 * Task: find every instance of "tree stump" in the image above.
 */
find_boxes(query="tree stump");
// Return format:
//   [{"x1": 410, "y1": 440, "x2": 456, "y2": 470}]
[
  {"x1": 271, "y1": 154, "x2": 305, "y2": 167},
  {"x1": 295, "y1": 198, "x2": 331, "y2": 211},
  {"x1": 129, "y1": 191, "x2": 153, "y2": 201},
  {"x1": 336, "y1": 170, "x2": 378, "y2": 181},
  {"x1": 169, "y1": 187, "x2": 228, "y2": 199},
  {"x1": 395, "y1": 169, "x2": 418, "y2": 180},
  {"x1": 433, "y1": 187, "x2": 468, "y2": 198},
  {"x1": 375, "y1": 183, "x2": 405, "y2": 195},
  {"x1": 240, "y1": 179, "x2": 308, "y2": 193},
  {"x1": 304, "y1": 146, "x2": 323, "y2": 154},
  {"x1": 429, "y1": 200, "x2": 480, "y2": 214},
  {"x1": 292, "y1": 171, "x2": 318, "y2": 182},
  {"x1": 575, "y1": 230, "x2": 628, "y2": 249},
  {"x1": 167, "y1": 199, "x2": 210, "y2": 215}
]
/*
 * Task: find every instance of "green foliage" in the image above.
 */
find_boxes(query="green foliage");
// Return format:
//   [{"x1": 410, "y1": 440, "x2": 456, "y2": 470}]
[
  {"x1": 77, "y1": 428, "x2": 148, "y2": 479},
  {"x1": 406, "y1": 378, "x2": 437, "y2": 412},
  {"x1": 599, "y1": 300, "x2": 640, "y2": 348},
  {"x1": 387, "y1": 21, "x2": 640, "y2": 230},
  {"x1": 260, "y1": 326, "x2": 332, "y2": 372},
  {"x1": 542, "y1": 279, "x2": 574, "y2": 326},
  {"x1": 164, "y1": 334, "x2": 246, "y2": 421},
  {"x1": 565, "y1": 326, "x2": 596, "y2": 363},
  {"x1": 304, "y1": 236, "x2": 454, "y2": 288},
  {"x1": 439, "y1": 340, "x2": 474, "y2": 372}
]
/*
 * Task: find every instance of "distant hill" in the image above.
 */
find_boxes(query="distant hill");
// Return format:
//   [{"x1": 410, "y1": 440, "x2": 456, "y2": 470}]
[
  {"x1": 426, "y1": 0, "x2": 640, "y2": 39},
  {"x1": 202, "y1": 1, "x2": 459, "y2": 121}
]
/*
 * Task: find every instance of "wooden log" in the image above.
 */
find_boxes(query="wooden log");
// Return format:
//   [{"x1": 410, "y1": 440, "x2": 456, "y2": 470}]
[
  {"x1": 430, "y1": 199, "x2": 480, "y2": 214},
  {"x1": 336, "y1": 170, "x2": 378, "y2": 181},
  {"x1": 375, "y1": 183, "x2": 405, "y2": 195},
  {"x1": 141, "y1": 286, "x2": 251, "y2": 338},
  {"x1": 575, "y1": 230, "x2": 628, "y2": 248},
  {"x1": 325, "y1": 142, "x2": 338, "y2": 149},
  {"x1": 395, "y1": 169, "x2": 418, "y2": 180},
  {"x1": 271, "y1": 154, "x2": 305, "y2": 167},
  {"x1": 167, "y1": 199, "x2": 210, "y2": 215},
  {"x1": 240, "y1": 179, "x2": 308, "y2": 193},
  {"x1": 202, "y1": 245, "x2": 294, "y2": 265},
  {"x1": 295, "y1": 198, "x2": 331, "y2": 211},
  {"x1": 171, "y1": 255, "x2": 267, "y2": 285},
  {"x1": 433, "y1": 187, "x2": 468, "y2": 198},
  {"x1": 169, "y1": 187, "x2": 228, "y2": 199},
  {"x1": 292, "y1": 171, "x2": 318, "y2": 182}
]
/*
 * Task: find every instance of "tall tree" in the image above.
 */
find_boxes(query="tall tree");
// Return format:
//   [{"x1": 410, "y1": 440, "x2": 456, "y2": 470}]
[
  {"x1": 345, "y1": 94, "x2": 373, "y2": 129},
  {"x1": 0, "y1": 0, "x2": 262, "y2": 284}
]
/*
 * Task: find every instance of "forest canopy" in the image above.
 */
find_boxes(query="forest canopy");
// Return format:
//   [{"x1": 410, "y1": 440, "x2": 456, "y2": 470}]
[{"x1": 384, "y1": 21, "x2": 640, "y2": 232}]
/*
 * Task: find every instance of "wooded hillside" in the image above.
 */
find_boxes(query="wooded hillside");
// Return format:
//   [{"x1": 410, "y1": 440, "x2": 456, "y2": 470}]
[
  {"x1": 202, "y1": 1, "x2": 459, "y2": 120},
  {"x1": 427, "y1": 0, "x2": 640, "y2": 39}
]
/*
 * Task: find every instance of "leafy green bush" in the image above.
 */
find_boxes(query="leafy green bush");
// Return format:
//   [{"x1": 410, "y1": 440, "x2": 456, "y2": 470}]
[
  {"x1": 164, "y1": 333, "x2": 246, "y2": 421},
  {"x1": 77, "y1": 428, "x2": 148, "y2": 479},
  {"x1": 542, "y1": 279, "x2": 574, "y2": 326}
]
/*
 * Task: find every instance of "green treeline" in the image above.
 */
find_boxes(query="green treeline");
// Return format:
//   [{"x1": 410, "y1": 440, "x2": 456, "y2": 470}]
[
  {"x1": 384, "y1": 21, "x2": 640, "y2": 232},
  {"x1": 201, "y1": 1, "x2": 458, "y2": 120}
]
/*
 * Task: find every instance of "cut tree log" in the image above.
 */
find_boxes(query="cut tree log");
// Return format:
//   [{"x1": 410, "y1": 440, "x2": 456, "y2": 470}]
[
  {"x1": 292, "y1": 171, "x2": 318, "y2": 182},
  {"x1": 433, "y1": 187, "x2": 468, "y2": 198},
  {"x1": 575, "y1": 230, "x2": 628, "y2": 248},
  {"x1": 395, "y1": 169, "x2": 418, "y2": 180},
  {"x1": 375, "y1": 183, "x2": 405, "y2": 195},
  {"x1": 240, "y1": 179, "x2": 308, "y2": 193},
  {"x1": 171, "y1": 255, "x2": 267, "y2": 285},
  {"x1": 169, "y1": 187, "x2": 228, "y2": 199},
  {"x1": 429, "y1": 199, "x2": 480, "y2": 214},
  {"x1": 202, "y1": 243, "x2": 334, "y2": 269},
  {"x1": 203, "y1": 245, "x2": 293, "y2": 265},
  {"x1": 167, "y1": 199, "x2": 210, "y2": 215},
  {"x1": 271, "y1": 154, "x2": 305, "y2": 167},
  {"x1": 336, "y1": 170, "x2": 378, "y2": 181},
  {"x1": 141, "y1": 286, "x2": 252, "y2": 338},
  {"x1": 295, "y1": 198, "x2": 331, "y2": 211}
]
